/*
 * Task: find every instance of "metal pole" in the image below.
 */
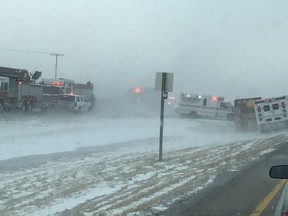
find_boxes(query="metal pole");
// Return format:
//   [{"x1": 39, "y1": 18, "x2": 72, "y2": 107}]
[
  {"x1": 50, "y1": 53, "x2": 64, "y2": 79},
  {"x1": 159, "y1": 73, "x2": 166, "y2": 162}
]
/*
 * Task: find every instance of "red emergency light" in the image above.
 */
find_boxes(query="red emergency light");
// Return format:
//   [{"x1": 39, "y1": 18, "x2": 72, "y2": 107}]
[
  {"x1": 53, "y1": 82, "x2": 63, "y2": 87},
  {"x1": 211, "y1": 96, "x2": 217, "y2": 101},
  {"x1": 134, "y1": 87, "x2": 142, "y2": 94}
]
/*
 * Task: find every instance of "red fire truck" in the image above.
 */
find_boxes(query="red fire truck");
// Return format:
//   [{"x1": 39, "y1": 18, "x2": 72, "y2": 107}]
[{"x1": 0, "y1": 66, "x2": 42, "y2": 111}]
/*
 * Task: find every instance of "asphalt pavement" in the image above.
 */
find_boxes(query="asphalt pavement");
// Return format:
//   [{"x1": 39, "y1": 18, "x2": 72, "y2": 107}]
[{"x1": 158, "y1": 141, "x2": 288, "y2": 216}]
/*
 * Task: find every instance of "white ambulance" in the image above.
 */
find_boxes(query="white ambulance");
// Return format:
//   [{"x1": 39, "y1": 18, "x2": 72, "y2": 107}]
[
  {"x1": 175, "y1": 93, "x2": 234, "y2": 120},
  {"x1": 254, "y1": 96, "x2": 288, "y2": 133}
]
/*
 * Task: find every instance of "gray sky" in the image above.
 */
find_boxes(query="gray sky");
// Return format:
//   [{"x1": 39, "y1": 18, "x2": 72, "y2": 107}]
[{"x1": 1, "y1": 0, "x2": 288, "y2": 100}]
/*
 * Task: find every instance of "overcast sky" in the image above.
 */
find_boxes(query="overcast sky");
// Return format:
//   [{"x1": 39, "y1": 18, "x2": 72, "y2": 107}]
[{"x1": 1, "y1": 0, "x2": 288, "y2": 100}]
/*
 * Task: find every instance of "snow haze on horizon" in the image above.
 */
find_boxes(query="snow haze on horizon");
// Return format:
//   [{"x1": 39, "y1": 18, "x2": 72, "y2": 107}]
[
  {"x1": 0, "y1": 0, "x2": 288, "y2": 100},
  {"x1": 0, "y1": 114, "x2": 273, "y2": 161}
]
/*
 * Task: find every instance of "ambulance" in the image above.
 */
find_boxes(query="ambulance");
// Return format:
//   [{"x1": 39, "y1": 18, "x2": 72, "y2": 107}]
[
  {"x1": 254, "y1": 96, "x2": 288, "y2": 133},
  {"x1": 175, "y1": 93, "x2": 234, "y2": 120}
]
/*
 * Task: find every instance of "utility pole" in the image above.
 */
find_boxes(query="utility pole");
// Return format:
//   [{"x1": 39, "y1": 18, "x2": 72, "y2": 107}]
[{"x1": 50, "y1": 53, "x2": 64, "y2": 79}]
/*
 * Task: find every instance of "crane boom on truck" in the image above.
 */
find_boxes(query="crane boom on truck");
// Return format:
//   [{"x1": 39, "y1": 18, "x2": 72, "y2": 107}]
[{"x1": 0, "y1": 66, "x2": 42, "y2": 112}]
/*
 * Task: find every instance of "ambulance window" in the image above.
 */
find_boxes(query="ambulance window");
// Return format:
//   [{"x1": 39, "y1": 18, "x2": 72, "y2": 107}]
[
  {"x1": 203, "y1": 99, "x2": 207, "y2": 106},
  {"x1": 272, "y1": 103, "x2": 279, "y2": 110},
  {"x1": 263, "y1": 105, "x2": 270, "y2": 111}
]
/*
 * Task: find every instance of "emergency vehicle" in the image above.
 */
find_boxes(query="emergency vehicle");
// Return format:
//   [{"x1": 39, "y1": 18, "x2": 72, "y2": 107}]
[
  {"x1": 58, "y1": 94, "x2": 92, "y2": 113},
  {"x1": 234, "y1": 97, "x2": 261, "y2": 131},
  {"x1": 39, "y1": 78, "x2": 74, "y2": 110},
  {"x1": 0, "y1": 67, "x2": 42, "y2": 111},
  {"x1": 254, "y1": 96, "x2": 288, "y2": 133},
  {"x1": 176, "y1": 93, "x2": 234, "y2": 120},
  {"x1": 40, "y1": 78, "x2": 95, "y2": 110},
  {"x1": 41, "y1": 78, "x2": 74, "y2": 95},
  {"x1": 73, "y1": 82, "x2": 95, "y2": 109}
]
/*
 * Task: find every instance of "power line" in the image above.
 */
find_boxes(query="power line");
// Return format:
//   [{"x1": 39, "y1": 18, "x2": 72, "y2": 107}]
[
  {"x1": 0, "y1": 47, "x2": 51, "y2": 54},
  {"x1": 0, "y1": 47, "x2": 65, "y2": 78}
]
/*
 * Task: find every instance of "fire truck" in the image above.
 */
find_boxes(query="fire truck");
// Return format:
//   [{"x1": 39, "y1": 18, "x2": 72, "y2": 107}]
[
  {"x1": 254, "y1": 96, "x2": 288, "y2": 133},
  {"x1": 40, "y1": 78, "x2": 95, "y2": 110},
  {"x1": 0, "y1": 66, "x2": 42, "y2": 112},
  {"x1": 175, "y1": 93, "x2": 234, "y2": 120},
  {"x1": 234, "y1": 97, "x2": 261, "y2": 131}
]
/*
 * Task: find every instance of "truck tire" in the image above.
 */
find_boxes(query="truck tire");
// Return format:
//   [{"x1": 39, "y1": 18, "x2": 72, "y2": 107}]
[
  {"x1": 227, "y1": 113, "x2": 235, "y2": 121},
  {"x1": 21, "y1": 101, "x2": 27, "y2": 112},
  {"x1": 0, "y1": 101, "x2": 4, "y2": 112},
  {"x1": 189, "y1": 111, "x2": 198, "y2": 118},
  {"x1": 26, "y1": 102, "x2": 33, "y2": 112}
]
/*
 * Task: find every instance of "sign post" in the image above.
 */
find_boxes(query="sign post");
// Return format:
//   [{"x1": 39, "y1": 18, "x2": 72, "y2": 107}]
[{"x1": 155, "y1": 72, "x2": 174, "y2": 161}]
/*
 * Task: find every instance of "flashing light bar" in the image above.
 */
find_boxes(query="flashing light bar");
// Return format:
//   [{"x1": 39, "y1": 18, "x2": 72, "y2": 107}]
[
  {"x1": 211, "y1": 96, "x2": 217, "y2": 101},
  {"x1": 53, "y1": 82, "x2": 63, "y2": 87}
]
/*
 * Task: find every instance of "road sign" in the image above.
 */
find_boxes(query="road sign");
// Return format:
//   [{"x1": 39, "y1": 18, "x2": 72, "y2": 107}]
[
  {"x1": 155, "y1": 72, "x2": 174, "y2": 92},
  {"x1": 155, "y1": 72, "x2": 174, "y2": 162}
]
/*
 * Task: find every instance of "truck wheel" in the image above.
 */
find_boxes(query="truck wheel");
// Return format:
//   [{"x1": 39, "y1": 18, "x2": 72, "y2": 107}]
[
  {"x1": 26, "y1": 102, "x2": 33, "y2": 112},
  {"x1": 189, "y1": 111, "x2": 198, "y2": 118},
  {"x1": 0, "y1": 101, "x2": 4, "y2": 112},
  {"x1": 21, "y1": 101, "x2": 27, "y2": 112},
  {"x1": 227, "y1": 114, "x2": 235, "y2": 121}
]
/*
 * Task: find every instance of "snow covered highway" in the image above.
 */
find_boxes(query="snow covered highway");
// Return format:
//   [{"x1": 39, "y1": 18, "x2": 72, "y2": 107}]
[{"x1": 0, "y1": 112, "x2": 287, "y2": 215}]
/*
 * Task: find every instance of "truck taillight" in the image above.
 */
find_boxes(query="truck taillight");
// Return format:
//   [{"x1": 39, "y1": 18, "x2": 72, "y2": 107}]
[
  {"x1": 282, "y1": 213, "x2": 288, "y2": 216},
  {"x1": 257, "y1": 106, "x2": 261, "y2": 112},
  {"x1": 19, "y1": 81, "x2": 22, "y2": 85}
]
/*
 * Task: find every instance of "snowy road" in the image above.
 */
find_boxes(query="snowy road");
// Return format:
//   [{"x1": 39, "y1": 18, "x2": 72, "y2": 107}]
[{"x1": 0, "y1": 111, "x2": 287, "y2": 215}]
